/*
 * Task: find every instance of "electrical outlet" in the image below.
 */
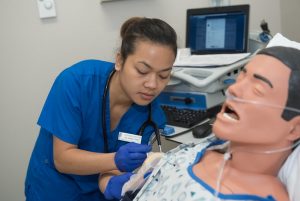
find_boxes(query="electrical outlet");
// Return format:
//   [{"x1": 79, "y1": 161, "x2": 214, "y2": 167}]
[{"x1": 37, "y1": 0, "x2": 56, "y2": 19}]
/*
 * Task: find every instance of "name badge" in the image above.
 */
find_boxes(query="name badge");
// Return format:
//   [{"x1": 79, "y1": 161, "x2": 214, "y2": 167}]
[{"x1": 118, "y1": 132, "x2": 142, "y2": 144}]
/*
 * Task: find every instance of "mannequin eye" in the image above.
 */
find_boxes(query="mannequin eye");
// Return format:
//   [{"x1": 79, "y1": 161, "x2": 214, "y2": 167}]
[{"x1": 253, "y1": 84, "x2": 265, "y2": 97}]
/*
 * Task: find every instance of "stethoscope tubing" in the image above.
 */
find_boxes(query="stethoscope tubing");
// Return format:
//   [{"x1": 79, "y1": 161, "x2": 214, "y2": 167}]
[{"x1": 101, "y1": 69, "x2": 161, "y2": 153}]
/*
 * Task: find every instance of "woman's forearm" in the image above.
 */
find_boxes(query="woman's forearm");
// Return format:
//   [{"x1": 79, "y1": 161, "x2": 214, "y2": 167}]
[
  {"x1": 54, "y1": 148, "x2": 117, "y2": 175},
  {"x1": 53, "y1": 136, "x2": 118, "y2": 175}
]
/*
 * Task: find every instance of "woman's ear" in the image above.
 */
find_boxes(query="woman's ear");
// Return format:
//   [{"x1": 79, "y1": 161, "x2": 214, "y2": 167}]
[
  {"x1": 115, "y1": 53, "x2": 123, "y2": 71},
  {"x1": 287, "y1": 116, "x2": 300, "y2": 141}
]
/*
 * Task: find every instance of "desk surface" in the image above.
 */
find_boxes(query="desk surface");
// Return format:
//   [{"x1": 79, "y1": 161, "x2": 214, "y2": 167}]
[
  {"x1": 165, "y1": 131, "x2": 214, "y2": 144},
  {"x1": 164, "y1": 123, "x2": 215, "y2": 144}
]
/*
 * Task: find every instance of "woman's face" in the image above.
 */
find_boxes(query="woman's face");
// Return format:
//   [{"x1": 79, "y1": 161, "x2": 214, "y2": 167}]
[
  {"x1": 213, "y1": 54, "x2": 292, "y2": 145},
  {"x1": 116, "y1": 41, "x2": 175, "y2": 106}
]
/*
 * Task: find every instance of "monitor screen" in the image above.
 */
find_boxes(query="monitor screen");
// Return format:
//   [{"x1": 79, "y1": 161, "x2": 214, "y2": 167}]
[{"x1": 186, "y1": 5, "x2": 250, "y2": 54}]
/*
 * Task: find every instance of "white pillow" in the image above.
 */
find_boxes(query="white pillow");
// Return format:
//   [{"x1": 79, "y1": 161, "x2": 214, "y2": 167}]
[
  {"x1": 267, "y1": 33, "x2": 300, "y2": 49},
  {"x1": 266, "y1": 33, "x2": 300, "y2": 201},
  {"x1": 278, "y1": 145, "x2": 300, "y2": 201}
]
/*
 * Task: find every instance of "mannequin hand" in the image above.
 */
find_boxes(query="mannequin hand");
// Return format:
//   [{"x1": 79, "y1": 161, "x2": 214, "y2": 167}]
[
  {"x1": 103, "y1": 173, "x2": 133, "y2": 200},
  {"x1": 115, "y1": 142, "x2": 152, "y2": 172}
]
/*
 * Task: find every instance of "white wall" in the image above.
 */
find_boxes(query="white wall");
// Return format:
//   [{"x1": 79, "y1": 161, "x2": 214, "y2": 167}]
[
  {"x1": 0, "y1": 0, "x2": 282, "y2": 200},
  {"x1": 280, "y1": 0, "x2": 300, "y2": 41}
]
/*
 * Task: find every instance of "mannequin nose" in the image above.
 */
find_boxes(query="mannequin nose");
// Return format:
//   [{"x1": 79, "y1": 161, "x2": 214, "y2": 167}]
[{"x1": 227, "y1": 78, "x2": 246, "y2": 98}]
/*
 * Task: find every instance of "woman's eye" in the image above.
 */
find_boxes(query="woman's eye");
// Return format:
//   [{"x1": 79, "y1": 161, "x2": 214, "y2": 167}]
[
  {"x1": 136, "y1": 68, "x2": 148, "y2": 75},
  {"x1": 159, "y1": 74, "x2": 170, "y2": 79}
]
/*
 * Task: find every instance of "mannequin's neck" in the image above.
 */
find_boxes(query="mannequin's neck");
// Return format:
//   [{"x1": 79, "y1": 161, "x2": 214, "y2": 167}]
[{"x1": 228, "y1": 142, "x2": 291, "y2": 175}]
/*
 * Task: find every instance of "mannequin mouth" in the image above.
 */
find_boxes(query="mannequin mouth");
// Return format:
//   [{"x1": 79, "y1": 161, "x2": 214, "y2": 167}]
[{"x1": 223, "y1": 104, "x2": 240, "y2": 121}]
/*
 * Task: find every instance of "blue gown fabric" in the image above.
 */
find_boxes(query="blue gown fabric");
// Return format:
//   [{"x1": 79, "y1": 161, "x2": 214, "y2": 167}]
[
  {"x1": 25, "y1": 60, "x2": 166, "y2": 201},
  {"x1": 133, "y1": 140, "x2": 276, "y2": 201}
]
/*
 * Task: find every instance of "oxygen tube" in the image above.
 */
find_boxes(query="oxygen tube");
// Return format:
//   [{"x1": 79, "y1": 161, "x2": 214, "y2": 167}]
[
  {"x1": 224, "y1": 90, "x2": 300, "y2": 153},
  {"x1": 213, "y1": 140, "x2": 300, "y2": 201},
  {"x1": 214, "y1": 146, "x2": 232, "y2": 201},
  {"x1": 212, "y1": 90, "x2": 300, "y2": 200},
  {"x1": 225, "y1": 90, "x2": 300, "y2": 114}
]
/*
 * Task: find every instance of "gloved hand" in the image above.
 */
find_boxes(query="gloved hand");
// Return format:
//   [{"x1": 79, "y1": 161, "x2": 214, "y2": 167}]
[
  {"x1": 115, "y1": 142, "x2": 152, "y2": 172},
  {"x1": 104, "y1": 173, "x2": 133, "y2": 200}
]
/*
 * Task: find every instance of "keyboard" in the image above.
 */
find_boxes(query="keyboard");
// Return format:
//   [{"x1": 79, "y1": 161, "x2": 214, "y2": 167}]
[{"x1": 161, "y1": 105, "x2": 221, "y2": 128}]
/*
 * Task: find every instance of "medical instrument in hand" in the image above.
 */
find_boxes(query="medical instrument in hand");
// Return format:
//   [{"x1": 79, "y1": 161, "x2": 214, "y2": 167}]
[
  {"x1": 102, "y1": 69, "x2": 162, "y2": 153},
  {"x1": 115, "y1": 143, "x2": 152, "y2": 172},
  {"x1": 121, "y1": 152, "x2": 164, "y2": 197}
]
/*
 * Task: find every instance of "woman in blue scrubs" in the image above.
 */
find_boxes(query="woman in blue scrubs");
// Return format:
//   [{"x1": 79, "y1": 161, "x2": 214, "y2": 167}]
[{"x1": 25, "y1": 17, "x2": 177, "y2": 201}]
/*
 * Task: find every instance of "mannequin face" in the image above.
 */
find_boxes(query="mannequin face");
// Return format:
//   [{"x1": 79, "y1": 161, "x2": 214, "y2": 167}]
[
  {"x1": 115, "y1": 40, "x2": 175, "y2": 106},
  {"x1": 213, "y1": 54, "x2": 292, "y2": 145}
]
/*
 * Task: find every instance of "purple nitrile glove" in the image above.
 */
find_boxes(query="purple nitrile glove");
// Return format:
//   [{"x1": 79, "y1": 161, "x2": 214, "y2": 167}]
[
  {"x1": 104, "y1": 173, "x2": 133, "y2": 200},
  {"x1": 115, "y1": 142, "x2": 152, "y2": 172}
]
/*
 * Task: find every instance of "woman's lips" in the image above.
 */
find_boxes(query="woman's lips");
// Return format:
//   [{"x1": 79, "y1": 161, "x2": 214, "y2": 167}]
[{"x1": 140, "y1": 92, "x2": 155, "y2": 100}]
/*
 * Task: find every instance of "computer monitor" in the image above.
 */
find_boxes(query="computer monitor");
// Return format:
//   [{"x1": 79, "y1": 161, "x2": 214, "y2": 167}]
[{"x1": 186, "y1": 4, "x2": 250, "y2": 54}]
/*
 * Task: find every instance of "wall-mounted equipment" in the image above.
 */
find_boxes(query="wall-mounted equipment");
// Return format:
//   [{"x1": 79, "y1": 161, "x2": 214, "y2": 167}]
[{"x1": 36, "y1": 0, "x2": 56, "y2": 19}]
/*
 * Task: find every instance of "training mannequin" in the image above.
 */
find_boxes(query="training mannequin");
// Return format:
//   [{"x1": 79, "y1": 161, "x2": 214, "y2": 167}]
[
  {"x1": 127, "y1": 46, "x2": 300, "y2": 201},
  {"x1": 200, "y1": 46, "x2": 300, "y2": 199}
]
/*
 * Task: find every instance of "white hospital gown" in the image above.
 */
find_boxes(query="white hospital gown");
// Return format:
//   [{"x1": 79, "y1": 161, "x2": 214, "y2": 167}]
[{"x1": 133, "y1": 141, "x2": 276, "y2": 201}]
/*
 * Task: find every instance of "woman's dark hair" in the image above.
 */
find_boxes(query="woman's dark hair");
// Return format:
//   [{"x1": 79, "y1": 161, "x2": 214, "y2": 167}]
[
  {"x1": 258, "y1": 46, "x2": 300, "y2": 121},
  {"x1": 119, "y1": 17, "x2": 177, "y2": 63}
]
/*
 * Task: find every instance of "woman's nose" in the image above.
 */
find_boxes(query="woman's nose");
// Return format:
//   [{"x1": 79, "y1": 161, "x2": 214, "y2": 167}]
[{"x1": 144, "y1": 74, "x2": 158, "y2": 89}]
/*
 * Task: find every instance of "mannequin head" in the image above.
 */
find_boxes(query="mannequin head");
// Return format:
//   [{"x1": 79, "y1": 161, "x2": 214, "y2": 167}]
[
  {"x1": 213, "y1": 46, "x2": 300, "y2": 146},
  {"x1": 257, "y1": 46, "x2": 300, "y2": 120}
]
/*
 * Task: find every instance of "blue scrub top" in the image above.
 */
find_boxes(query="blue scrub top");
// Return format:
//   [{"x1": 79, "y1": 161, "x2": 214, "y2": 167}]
[{"x1": 25, "y1": 60, "x2": 166, "y2": 201}]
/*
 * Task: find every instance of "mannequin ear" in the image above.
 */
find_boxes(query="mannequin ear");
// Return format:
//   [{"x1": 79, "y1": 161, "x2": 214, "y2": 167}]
[
  {"x1": 287, "y1": 116, "x2": 300, "y2": 141},
  {"x1": 115, "y1": 53, "x2": 123, "y2": 71}
]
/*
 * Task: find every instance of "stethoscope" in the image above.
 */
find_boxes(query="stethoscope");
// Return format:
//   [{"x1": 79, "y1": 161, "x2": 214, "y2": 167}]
[{"x1": 101, "y1": 69, "x2": 162, "y2": 153}]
